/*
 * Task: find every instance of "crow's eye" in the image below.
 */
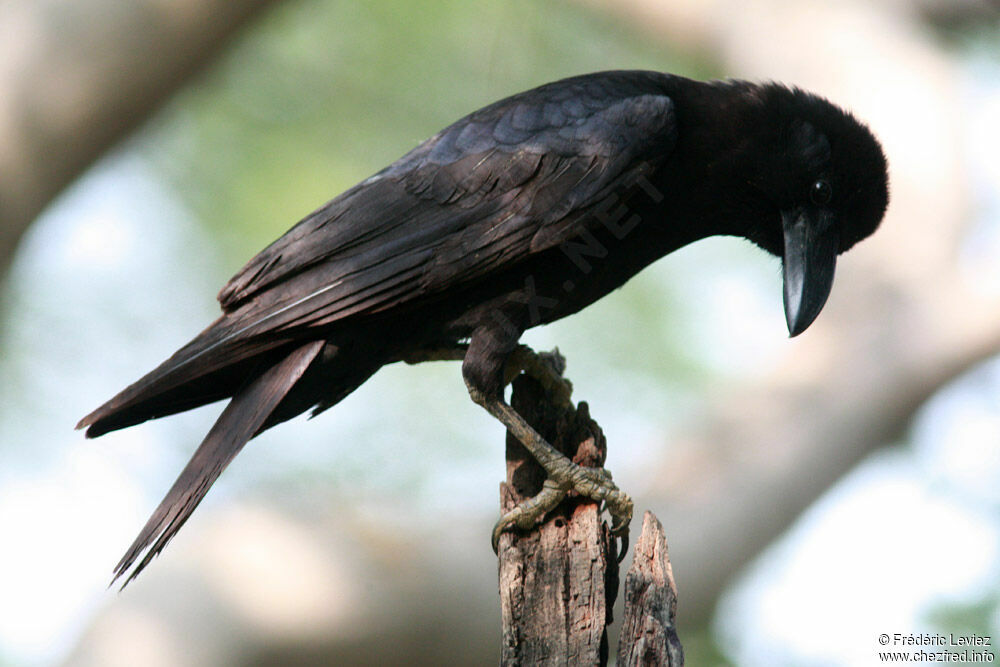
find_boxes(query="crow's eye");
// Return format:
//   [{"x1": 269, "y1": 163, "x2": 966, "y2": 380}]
[{"x1": 810, "y1": 179, "x2": 832, "y2": 205}]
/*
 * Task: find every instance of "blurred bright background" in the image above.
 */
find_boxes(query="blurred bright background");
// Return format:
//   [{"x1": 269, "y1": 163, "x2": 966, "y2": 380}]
[{"x1": 1, "y1": 0, "x2": 999, "y2": 665}]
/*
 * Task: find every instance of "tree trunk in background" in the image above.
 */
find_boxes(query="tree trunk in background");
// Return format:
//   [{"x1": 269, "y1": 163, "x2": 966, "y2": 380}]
[{"x1": 0, "y1": 0, "x2": 285, "y2": 277}]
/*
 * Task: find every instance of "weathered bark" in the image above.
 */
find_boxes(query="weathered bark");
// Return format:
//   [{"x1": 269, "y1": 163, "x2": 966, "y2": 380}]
[
  {"x1": 0, "y1": 0, "x2": 286, "y2": 277},
  {"x1": 498, "y1": 351, "x2": 619, "y2": 666},
  {"x1": 617, "y1": 512, "x2": 684, "y2": 667}
]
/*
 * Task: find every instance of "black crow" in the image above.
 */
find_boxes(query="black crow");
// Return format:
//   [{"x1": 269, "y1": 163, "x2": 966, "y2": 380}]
[{"x1": 78, "y1": 70, "x2": 889, "y2": 586}]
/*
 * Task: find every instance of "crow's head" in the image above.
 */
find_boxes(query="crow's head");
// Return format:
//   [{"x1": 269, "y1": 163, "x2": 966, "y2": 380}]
[{"x1": 728, "y1": 84, "x2": 889, "y2": 336}]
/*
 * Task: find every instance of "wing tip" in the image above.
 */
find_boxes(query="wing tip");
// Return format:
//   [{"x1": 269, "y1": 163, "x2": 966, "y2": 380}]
[
  {"x1": 75, "y1": 411, "x2": 100, "y2": 436},
  {"x1": 76, "y1": 408, "x2": 114, "y2": 438}
]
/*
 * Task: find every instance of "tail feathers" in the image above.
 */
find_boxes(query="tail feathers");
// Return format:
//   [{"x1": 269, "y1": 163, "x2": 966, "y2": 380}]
[
  {"x1": 111, "y1": 340, "x2": 324, "y2": 589},
  {"x1": 77, "y1": 322, "x2": 294, "y2": 439}
]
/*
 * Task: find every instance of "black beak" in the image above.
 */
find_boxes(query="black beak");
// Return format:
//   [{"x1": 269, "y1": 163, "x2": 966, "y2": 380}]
[{"x1": 782, "y1": 208, "x2": 838, "y2": 337}]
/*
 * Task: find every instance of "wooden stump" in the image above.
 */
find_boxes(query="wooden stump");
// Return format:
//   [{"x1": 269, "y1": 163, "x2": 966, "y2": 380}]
[
  {"x1": 497, "y1": 351, "x2": 618, "y2": 666},
  {"x1": 617, "y1": 512, "x2": 684, "y2": 666},
  {"x1": 495, "y1": 350, "x2": 683, "y2": 666}
]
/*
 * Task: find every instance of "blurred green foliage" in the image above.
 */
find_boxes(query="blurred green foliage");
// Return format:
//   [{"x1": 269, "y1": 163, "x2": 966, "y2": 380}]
[
  {"x1": 927, "y1": 593, "x2": 1000, "y2": 647},
  {"x1": 683, "y1": 625, "x2": 735, "y2": 666},
  {"x1": 140, "y1": 0, "x2": 711, "y2": 266},
  {"x1": 129, "y1": 0, "x2": 726, "y2": 387}
]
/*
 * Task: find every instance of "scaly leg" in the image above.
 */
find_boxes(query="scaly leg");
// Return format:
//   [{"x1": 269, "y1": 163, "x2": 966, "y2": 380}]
[
  {"x1": 405, "y1": 341, "x2": 633, "y2": 549},
  {"x1": 465, "y1": 361, "x2": 632, "y2": 550}
]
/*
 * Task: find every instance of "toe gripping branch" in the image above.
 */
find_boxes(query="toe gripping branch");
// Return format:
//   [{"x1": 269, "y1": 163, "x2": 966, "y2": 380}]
[
  {"x1": 490, "y1": 346, "x2": 633, "y2": 558},
  {"x1": 403, "y1": 343, "x2": 633, "y2": 558}
]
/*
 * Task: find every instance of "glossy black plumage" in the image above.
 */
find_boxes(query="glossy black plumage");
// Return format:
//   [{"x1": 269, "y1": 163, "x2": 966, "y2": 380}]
[{"x1": 79, "y1": 70, "x2": 889, "y2": 585}]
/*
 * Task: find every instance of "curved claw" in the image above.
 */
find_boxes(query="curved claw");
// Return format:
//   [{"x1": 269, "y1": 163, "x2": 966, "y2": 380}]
[
  {"x1": 492, "y1": 466, "x2": 635, "y2": 554},
  {"x1": 616, "y1": 529, "x2": 630, "y2": 564},
  {"x1": 604, "y1": 486, "x2": 634, "y2": 534}
]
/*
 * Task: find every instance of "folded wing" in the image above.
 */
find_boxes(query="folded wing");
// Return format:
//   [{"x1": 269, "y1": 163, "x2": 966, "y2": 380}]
[{"x1": 80, "y1": 73, "x2": 677, "y2": 437}]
